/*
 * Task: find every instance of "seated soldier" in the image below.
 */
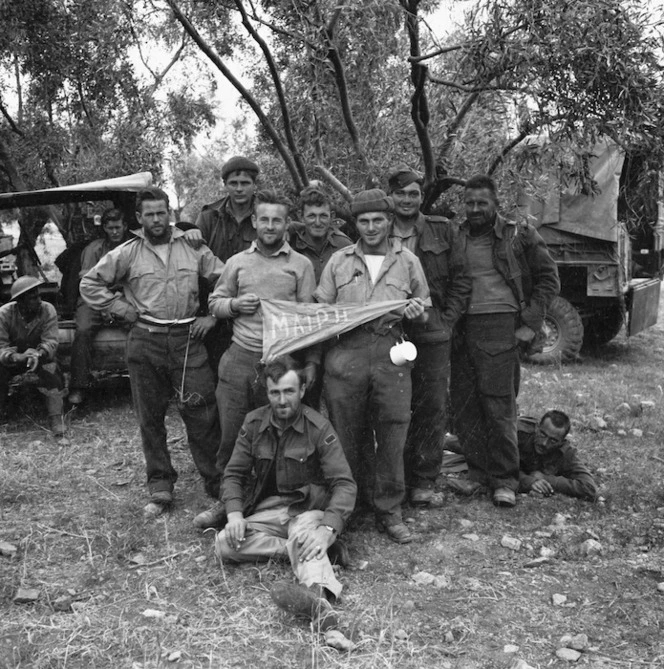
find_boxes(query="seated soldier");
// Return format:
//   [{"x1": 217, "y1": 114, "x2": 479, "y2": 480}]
[
  {"x1": 0, "y1": 277, "x2": 65, "y2": 435},
  {"x1": 517, "y1": 410, "x2": 597, "y2": 500},
  {"x1": 215, "y1": 356, "x2": 356, "y2": 629},
  {"x1": 68, "y1": 208, "x2": 128, "y2": 405}
]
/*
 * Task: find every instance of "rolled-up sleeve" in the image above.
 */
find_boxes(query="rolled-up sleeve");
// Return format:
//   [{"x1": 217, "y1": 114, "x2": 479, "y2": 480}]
[
  {"x1": 80, "y1": 248, "x2": 137, "y2": 322},
  {"x1": 208, "y1": 259, "x2": 239, "y2": 319}
]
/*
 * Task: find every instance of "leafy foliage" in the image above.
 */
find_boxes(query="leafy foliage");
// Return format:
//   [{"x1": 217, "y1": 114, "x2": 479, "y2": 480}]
[
  {"x1": 0, "y1": 0, "x2": 215, "y2": 242},
  {"x1": 167, "y1": 0, "x2": 664, "y2": 215}
]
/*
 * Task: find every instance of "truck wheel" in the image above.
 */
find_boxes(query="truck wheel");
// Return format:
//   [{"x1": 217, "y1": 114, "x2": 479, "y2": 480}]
[
  {"x1": 583, "y1": 304, "x2": 624, "y2": 348},
  {"x1": 526, "y1": 297, "x2": 584, "y2": 364}
]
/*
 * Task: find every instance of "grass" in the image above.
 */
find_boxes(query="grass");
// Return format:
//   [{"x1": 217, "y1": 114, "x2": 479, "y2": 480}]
[{"x1": 2, "y1": 322, "x2": 664, "y2": 668}]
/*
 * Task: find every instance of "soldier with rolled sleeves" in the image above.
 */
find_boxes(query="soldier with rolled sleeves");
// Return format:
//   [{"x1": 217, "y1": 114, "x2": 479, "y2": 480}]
[
  {"x1": 386, "y1": 165, "x2": 471, "y2": 506},
  {"x1": 448, "y1": 174, "x2": 559, "y2": 508},
  {"x1": 80, "y1": 187, "x2": 224, "y2": 518},
  {"x1": 0, "y1": 277, "x2": 65, "y2": 435},
  {"x1": 315, "y1": 188, "x2": 431, "y2": 544}
]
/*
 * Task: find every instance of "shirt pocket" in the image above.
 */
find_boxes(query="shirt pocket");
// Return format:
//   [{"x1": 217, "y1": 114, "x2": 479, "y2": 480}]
[
  {"x1": 385, "y1": 276, "x2": 412, "y2": 299},
  {"x1": 283, "y1": 441, "x2": 318, "y2": 486},
  {"x1": 127, "y1": 267, "x2": 160, "y2": 298}
]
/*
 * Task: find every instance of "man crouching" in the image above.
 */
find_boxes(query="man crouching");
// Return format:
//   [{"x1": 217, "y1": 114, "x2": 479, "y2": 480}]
[{"x1": 215, "y1": 355, "x2": 357, "y2": 628}]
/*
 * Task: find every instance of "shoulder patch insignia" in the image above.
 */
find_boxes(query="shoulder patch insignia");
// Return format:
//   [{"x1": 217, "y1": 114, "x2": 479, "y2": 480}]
[{"x1": 324, "y1": 434, "x2": 337, "y2": 445}]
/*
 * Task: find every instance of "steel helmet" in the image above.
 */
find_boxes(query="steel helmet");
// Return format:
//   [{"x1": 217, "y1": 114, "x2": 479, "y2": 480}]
[{"x1": 10, "y1": 276, "x2": 44, "y2": 301}]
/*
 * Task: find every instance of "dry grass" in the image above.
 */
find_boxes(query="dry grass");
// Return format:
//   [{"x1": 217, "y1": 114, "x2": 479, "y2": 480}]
[{"x1": 2, "y1": 321, "x2": 664, "y2": 668}]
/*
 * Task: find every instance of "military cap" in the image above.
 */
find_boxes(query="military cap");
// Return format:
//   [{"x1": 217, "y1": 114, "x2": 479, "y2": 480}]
[
  {"x1": 387, "y1": 164, "x2": 424, "y2": 192},
  {"x1": 221, "y1": 156, "x2": 260, "y2": 181},
  {"x1": 350, "y1": 188, "x2": 394, "y2": 215}
]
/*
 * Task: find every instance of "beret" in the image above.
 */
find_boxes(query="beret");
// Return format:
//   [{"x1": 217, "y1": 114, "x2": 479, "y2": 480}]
[
  {"x1": 222, "y1": 156, "x2": 260, "y2": 181},
  {"x1": 387, "y1": 164, "x2": 424, "y2": 192},
  {"x1": 350, "y1": 188, "x2": 394, "y2": 215}
]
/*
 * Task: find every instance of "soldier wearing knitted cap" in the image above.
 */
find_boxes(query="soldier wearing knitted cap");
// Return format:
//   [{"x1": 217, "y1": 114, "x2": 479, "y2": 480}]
[
  {"x1": 194, "y1": 155, "x2": 261, "y2": 373},
  {"x1": 0, "y1": 277, "x2": 65, "y2": 435},
  {"x1": 386, "y1": 164, "x2": 472, "y2": 506},
  {"x1": 195, "y1": 155, "x2": 260, "y2": 263},
  {"x1": 315, "y1": 188, "x2": 431, "y2": 544}
]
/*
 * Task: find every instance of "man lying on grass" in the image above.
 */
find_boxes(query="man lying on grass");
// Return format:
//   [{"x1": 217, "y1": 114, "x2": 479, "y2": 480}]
[
  {"x1": 517, "y1": 410, "x2": 598, "y2": 501},
  {"x1": 215, "y1": 355, "x2": 357, "y2": 630}
]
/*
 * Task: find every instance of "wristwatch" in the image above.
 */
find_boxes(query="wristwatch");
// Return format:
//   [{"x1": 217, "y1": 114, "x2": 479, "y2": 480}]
[{"x1": 321, "y1": 525, "x2": 337, "y2": 535}]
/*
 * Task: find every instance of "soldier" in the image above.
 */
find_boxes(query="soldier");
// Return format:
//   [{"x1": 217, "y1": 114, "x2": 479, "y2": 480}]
[
  {"x1": 0, "y1": 277, "x2": 65, "y2": 435},
  {"x1": 290, "y1": 186, "x2": 352, "y2": 409},
  {"x1": 290, "y1": 186, "x2": 352, "y2": 283},
  {"x1": 387, "y1": 165, "x2": 471, "y2": 505},
  {"x1": 68, "y1": 208, "x2": 128, "y2": 405},
  {"x1": 315, "y1": 189, "x2": 430, "y2": 544},
  {"x1": 193, "y1": 189, "x2": 318, "y2": 529},
  {"x1": 195, "y1": 156, "x2": 260, "y2": 373},
  {"x1": 216, "y1": 356, "x2": 356, "y2": 628},
  {"x1": 449, "y1": 174, "x2": 559, "y2": 508},
  {"x1": 80, "y1": 188, "x2": 224, "y2": 517}
]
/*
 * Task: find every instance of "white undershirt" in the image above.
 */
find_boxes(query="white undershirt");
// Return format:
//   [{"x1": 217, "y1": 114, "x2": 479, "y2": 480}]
[{"x1": 364, "y1": 255, "x2": 385, "y2": 284}]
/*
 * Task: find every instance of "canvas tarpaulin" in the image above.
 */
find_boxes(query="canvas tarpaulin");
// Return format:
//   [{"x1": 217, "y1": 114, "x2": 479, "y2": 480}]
[
  {"x1": 261, "y1": 299, "x2": 410, "y2": 362},
  {"x1": 517, "y1": 139, "x2": 624, "y2": 242}
]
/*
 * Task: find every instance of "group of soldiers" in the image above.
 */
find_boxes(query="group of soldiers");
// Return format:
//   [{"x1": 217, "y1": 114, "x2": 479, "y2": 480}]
[{"x1": 2, "y1": 155, "x2": 583, "y2": 626}]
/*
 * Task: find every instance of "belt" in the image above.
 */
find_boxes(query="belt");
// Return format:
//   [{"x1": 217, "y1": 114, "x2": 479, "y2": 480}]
[{"x1": 134, "y1": 317, "x2": 195, "y2": 334}]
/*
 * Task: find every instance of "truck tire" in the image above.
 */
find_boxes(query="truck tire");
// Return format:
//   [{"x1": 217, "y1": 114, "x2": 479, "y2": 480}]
[
  {"x1": 583, "y1": 304, "x2": 624, "y2": 349},
  {"x1": 526, "y1": 297, "x2": 584, "y2": 364}
]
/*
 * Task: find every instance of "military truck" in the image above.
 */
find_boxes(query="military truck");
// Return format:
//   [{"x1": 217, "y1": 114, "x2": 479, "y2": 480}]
[
  {"x1": 518, "y1": 140, "x2": 664, "y2": 363},
  {"x1": 0, "y1": 172, "x2": 153, "y2": 374}
]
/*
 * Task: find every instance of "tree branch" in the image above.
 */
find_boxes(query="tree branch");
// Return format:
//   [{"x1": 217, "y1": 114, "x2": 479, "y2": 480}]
[
  {"x1": 313, "y1": 164, "x2": 352, "y2": 201},
  {"x1": 321, "y1": 10, "x2": 369, "y2": 172},
  {"x1": 0, "y1": 98, "x2": 24, "y2": 137},
  {"x1": 166, "y1": 0, "x2": 304, "y2": 190},
  {"x1": 410, "y1": 43, "x2": 465, "y2": 62},
  {"x1": 428, "y1": 75, "x2": 523, "y2": 93},
  {"x1": 147, "y1": 31, "x2": 187, "y2": 97},
  {"x1": 401, "y1": 0, "x2": 436, "y2": 188},
  {"x1": 488, "y1": 129, "x2": 530, "y2": 175},
  {"x1": 234, "y1": 0, "x2": 308, "y2": 184}
]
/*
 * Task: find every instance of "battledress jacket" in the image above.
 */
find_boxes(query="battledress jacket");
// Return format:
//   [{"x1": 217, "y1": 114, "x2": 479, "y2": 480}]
[
  {"x1": 457, "y1": 214, "x2": 560, "y2": 333},
  {"x1": 403, "y1": 213, "x2": 472, "y2": 344},
  {"x1": 222, "y1": 404, "x2": 357, "y2": 534},
  {"x1": 517, "y1": 417, "x2": 598, "y2": 500}
]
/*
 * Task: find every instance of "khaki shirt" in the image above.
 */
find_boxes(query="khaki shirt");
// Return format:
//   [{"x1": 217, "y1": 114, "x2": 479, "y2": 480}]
[
  {"x1": 80, "y1": 227, "x2": 224, "y2": 322},
  {"x1": 314, "y1": 239, "x2": 431, "y2": 329}
]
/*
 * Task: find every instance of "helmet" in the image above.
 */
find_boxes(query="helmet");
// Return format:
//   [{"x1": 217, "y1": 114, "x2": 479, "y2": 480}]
[{"x1": 10, "y1": 276, "x2": 44, "y2": 301}]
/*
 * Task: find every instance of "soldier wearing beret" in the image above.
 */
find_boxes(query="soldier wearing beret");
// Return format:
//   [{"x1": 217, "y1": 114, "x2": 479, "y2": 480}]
[
  {"x1": 195, "y1": 156, "x2": 260, "y2": 262},
  {"x1": 315, "y1": 189, "x2": 431, "y2": 544},
  {"x1": 386, "y1": 165, "x2": 471, "y2": 506},
  {"x1": 194, "y1": 156, "x2": 261, "y2": 373}
]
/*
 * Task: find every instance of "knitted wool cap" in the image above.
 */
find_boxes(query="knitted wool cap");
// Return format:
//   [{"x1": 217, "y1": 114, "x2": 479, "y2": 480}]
[
  {"x1": 387, "y1": 164, "x2": 424, "y2": 192},
  {"x1": 221, "y1": 156, "x2": 260, "y2": 181},
  {"x1": 350, "y1": 188, "x2": 394, "y2": 215}
]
